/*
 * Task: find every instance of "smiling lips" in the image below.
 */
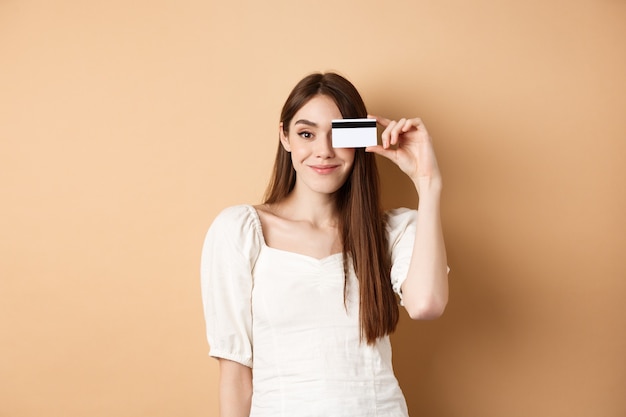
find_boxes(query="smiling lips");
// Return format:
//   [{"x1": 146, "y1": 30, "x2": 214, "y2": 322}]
[{"x1": 309, "y1": 164, "x2": 339, "y2": 175}]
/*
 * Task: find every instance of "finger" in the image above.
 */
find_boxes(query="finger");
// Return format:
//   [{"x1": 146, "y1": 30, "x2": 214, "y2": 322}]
[
  {"x1": 381, "y1": 120, "x2": 397, "y2": 148},
  {"x1": 390, "y1": 118, "x2": 406, "y2": 146},
  {"x1": 403, "y1": 117, "x2": 425, "y2": 132},
  {"x1": 401, "y1": 118, "x2": 415, "y2": 132},
  {"x1": 368, "y1": 114, "x2": 391, "y2": 128},
  {"x1": 365, "y1": 144, "x2": 396, "y2": 161}
]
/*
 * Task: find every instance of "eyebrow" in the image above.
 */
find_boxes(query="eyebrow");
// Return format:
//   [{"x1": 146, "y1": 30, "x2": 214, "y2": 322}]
[{"x1": 294, "y1": 119, "x2": 318, "y2": 127}]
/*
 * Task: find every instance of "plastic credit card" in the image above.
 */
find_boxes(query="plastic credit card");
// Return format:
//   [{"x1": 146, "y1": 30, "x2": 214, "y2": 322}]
[{"x1": 331, "y1": 118, "x2": 377, "y2": 148}]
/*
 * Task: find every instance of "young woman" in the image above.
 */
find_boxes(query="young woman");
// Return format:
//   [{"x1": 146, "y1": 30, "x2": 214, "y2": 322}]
[{"x1": 201, "y1": 72, "x2": 448, "y2": 417}]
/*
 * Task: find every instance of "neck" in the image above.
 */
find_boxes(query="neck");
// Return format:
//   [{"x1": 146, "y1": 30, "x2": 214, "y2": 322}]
[{"x1": 273, "y1": 186, "x2": 338, "y2": 227}]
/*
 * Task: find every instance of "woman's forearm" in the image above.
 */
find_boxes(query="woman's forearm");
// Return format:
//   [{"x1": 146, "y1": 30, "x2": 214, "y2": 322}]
[
  {"x1": 401, "y1": 181, "x2": 449, "y2": 320},
  {"x1": 218, "y1": 359, "x2": 252, "y2": 417}
]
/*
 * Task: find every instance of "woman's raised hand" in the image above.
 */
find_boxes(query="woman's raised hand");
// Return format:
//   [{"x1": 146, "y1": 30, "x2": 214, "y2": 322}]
[{"x1": 366, "y1": 115, "x2": 442, "y2": 194}]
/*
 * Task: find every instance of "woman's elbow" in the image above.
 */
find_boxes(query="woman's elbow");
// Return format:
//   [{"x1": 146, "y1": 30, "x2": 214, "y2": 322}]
[{"x1": 404, "y1": 295, "x2": 448, "y2": 320}]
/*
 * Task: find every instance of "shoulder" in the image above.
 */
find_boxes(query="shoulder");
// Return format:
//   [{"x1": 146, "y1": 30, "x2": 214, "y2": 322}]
[
  {"x1": 209, "y1": 204, "x2": 260, "y2": 233},
  {"x1": 205, "y1": 204, "x2": 263, "y2": 253},
  {"x1": 385, "y1": 207, "x2": 418, "y2": 230},
  {"x1": 385, "y1": 207, "x2": 418, "y2": 245}
]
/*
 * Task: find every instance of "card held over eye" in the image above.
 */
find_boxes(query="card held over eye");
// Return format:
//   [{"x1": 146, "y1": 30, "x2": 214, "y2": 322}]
[{"x1": 331, "y1": 118, "x2": 378, "y2": 148}]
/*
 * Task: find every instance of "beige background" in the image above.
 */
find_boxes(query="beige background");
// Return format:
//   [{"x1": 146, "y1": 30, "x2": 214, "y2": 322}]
[{"x1": 2, "y1": 0, "x2": 625, "y2": 416}]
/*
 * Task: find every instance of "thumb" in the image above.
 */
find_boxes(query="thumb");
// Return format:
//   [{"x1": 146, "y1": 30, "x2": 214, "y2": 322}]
[{"x1": 365, "y1": 145, "x2": 396, "y2": 161}]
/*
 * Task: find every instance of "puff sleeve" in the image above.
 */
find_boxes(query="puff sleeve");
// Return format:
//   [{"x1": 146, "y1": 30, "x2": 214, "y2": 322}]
[
  {"x1": 386, "y1": 208, "x2": 418, "y2": 304},
  {"x1": 387, "y1": 207, "x2": 450, "y2": 305},
  {"x1": 200, "y1": 205, "x2": 261, "y2": 368}
]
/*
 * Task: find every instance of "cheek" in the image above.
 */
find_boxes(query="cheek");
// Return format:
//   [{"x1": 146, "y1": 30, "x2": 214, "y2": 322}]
[
  {"x1": 337, "y1": 149, "x2": 356, "y2": 166},
  {"x1": 290, "y1": 146, "x2": 307, "y2": 161},
  {"x1": 289, "y1": 145, "x2": 311, "y2": 166}
]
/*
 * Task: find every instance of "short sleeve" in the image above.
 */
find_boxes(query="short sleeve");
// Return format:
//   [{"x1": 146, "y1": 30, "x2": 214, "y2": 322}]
[
  {"x1": 386, "y1": 208, "x2": 418, "y2": 304},
  {"x1": 200, "y1": 205, "x2": 262, "y2": 368}
]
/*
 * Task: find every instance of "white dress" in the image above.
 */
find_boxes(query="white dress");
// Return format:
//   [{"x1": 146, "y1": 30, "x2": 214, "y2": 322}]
[{"x1": 201, "y1": 204, "x2": 419, "y2": 417}]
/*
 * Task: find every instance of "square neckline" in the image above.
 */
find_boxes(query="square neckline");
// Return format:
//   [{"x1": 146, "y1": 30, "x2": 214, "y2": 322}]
[{"x1": 245, "y1": 204, "x2": 345, "y2": 263}]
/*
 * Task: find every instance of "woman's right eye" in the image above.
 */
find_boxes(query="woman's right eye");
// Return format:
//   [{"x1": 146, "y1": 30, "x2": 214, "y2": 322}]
[{"x1": 298, "y1": 131, "x2": 313, "y2": 139}]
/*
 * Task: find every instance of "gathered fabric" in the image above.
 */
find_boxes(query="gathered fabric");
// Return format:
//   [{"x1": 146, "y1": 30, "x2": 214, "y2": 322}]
[{"x1": 201, "y1": 204, "x2": 418, "y2": 417}]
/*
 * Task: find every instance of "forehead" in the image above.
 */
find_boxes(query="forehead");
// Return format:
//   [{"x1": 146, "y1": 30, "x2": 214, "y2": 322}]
[{"x1": 291, "y1": 95, "x2": 342, "y2": 125}]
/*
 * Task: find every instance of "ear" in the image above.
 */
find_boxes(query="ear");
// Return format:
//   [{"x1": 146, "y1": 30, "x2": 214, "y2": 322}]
[{"x1": 279, "y1": 122, "x2": 291, "y2": 152}]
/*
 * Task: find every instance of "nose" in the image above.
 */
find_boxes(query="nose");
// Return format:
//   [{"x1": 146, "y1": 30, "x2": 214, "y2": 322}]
[{"x1": 315, "y1": 132, "x2": 335, "y2": 159}]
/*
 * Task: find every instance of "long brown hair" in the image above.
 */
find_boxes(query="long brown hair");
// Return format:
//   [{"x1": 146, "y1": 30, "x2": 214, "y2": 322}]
[{"x1": 264, "y1": 72, "x2": 399, "y2": 344}]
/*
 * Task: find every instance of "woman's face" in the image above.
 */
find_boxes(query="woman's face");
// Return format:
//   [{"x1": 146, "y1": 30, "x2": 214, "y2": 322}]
[{"x1": 280, "y1": 95, "x2": 356, "y2": 196}]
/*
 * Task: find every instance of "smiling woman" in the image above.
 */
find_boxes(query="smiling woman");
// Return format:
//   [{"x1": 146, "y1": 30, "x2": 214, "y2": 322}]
[
  {"x1": 200, "y1": 72, "x2": 449, "y2": 417},
  {"x1": 279, "y1": 95, "x2": 355, "y2": 195}
]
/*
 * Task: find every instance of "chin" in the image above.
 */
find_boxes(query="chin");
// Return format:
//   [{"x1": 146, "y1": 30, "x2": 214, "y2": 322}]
[
  {"x1": 311, "y1": 181, "x2": 347, "y2": 195},
  {"x1": 295, "y1": 171, "x2": 351, "y2": 196}
]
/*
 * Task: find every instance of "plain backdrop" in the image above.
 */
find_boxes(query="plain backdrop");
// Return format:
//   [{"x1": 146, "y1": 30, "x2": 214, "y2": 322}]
[{"x1": 1, "y1": 0, "x2": 625, "y2": 416}]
